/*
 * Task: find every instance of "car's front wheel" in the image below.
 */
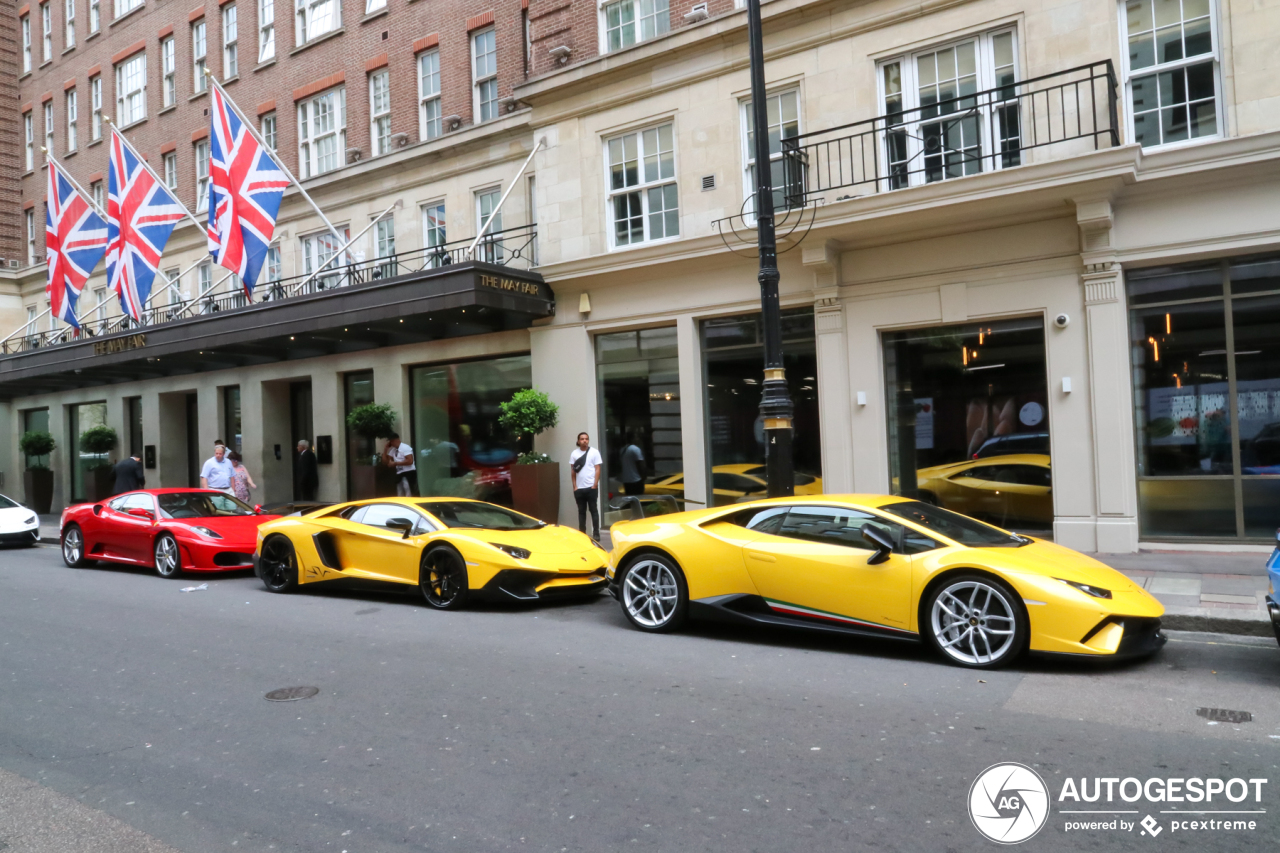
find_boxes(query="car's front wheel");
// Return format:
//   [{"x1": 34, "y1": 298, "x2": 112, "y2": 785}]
[
  {"x1": 258, "y1": 536, "x2": 299, "y2": 593},
  {"x1": 153, "y1": 533, "x2": 183, "y2": 579},
  {"x1": 619, "y1": 553, "x2": 687, "y2": 633},
  {"x1": 924, "y1": 574, "x2": 1026, "y2": 668},
  {"x1": 420, "y1": 546, "x2": 469, "y2": 610},
  {"x1": 61, "y1": 524, "x2": 95, "y2": 568}
]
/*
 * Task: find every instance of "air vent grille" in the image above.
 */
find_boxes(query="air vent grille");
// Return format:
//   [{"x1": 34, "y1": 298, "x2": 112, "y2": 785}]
[{"x1": 701, "y1": 174, "x2": 716, "y2": 191}]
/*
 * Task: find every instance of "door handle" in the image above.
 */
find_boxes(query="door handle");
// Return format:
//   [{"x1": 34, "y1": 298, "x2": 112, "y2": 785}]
[{"x1": 746, "y1": 551, "x2": 776, "y2": 563}]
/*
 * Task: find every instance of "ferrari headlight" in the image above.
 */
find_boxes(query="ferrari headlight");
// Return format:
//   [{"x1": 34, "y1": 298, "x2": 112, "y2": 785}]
[
  {"x1": 192, "y1": 526, "x2": 224, "y2": 540},
  {"x1": 1057, "y1": 578, "x2": 1112, "y2": 599},
  {"x1": 493, "y1": 543, "x2": 531, "y2": 560}
]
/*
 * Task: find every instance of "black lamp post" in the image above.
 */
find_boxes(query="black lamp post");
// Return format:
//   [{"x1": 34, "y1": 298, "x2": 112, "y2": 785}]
[{"x1": 745, "y1": 0, "x2": 794, "y2": 498}]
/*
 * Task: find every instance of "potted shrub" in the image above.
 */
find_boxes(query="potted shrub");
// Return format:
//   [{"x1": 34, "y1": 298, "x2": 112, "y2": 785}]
[
  {"x1": 499, "y1": 388, "x2": 561, "y2": 523},
  {"x1": 19, "y1": 430, "x2": 55, "y2": 514},
  {"x1": 345, "y1": 403, "x2": 400, "y2": 498},
  {"x1": 79, "y1": 425, "x2": 118, "y2": 502}
]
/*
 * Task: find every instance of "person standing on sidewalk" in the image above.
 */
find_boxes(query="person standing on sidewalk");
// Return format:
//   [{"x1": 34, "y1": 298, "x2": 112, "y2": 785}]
[
  {"x1": 383, "y1": 433, "x2": 419, "y2": 497},
  {"x1": 619, "y1": 431, "x2": 646, "y2": 496},
  {"x1": 569, "y1": 432, "x2": 603, "y2": 541}
]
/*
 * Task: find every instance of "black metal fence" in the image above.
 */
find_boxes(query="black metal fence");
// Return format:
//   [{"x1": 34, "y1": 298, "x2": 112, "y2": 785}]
[
  {"x1": 2, "y1": 224, "x2": 538, "y2": 354},
  {"x1": 780, "y1": 61, "x2": 1119, "y2": 206}
]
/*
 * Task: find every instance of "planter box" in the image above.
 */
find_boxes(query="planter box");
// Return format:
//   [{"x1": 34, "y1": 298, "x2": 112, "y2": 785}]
[
  {"x1": 375, "y1": 465, "x2": 399, "y2": 497},
  {"x1": 510, "y1": 462, "x2": 561, "y2": 524},
  {"x1": 86, "y1": 467, "x2": 115, "y2": 503},
  {"x1": 350, "y1": 465, "x2": 377, "y2": 500},
  {"x1": 23, "y1": 469, "x2": 53, "y2": 514}
]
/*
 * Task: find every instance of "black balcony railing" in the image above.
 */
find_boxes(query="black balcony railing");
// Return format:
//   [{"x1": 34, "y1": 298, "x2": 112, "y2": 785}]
[
  {"x1": 2, "y1": 224, "x2": 537, "y2": 354},
  {"x1": 779, "y1": 61, "x2": 1119, "y2": 207}
]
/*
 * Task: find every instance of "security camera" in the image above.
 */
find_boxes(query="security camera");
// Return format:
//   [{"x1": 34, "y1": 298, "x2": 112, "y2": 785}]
[{"x1": 1053, "y1": 313, "x2": 1070, "y2": 329}]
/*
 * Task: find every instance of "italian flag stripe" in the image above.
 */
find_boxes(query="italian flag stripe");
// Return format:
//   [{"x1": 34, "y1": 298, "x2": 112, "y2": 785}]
[{"x1": 765, "y1": 599, "x2": 916, "y2": 635}]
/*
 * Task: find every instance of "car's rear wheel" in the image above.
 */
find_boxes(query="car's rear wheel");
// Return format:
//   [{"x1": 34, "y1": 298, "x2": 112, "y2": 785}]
[
  {"x1": 61, "y1": 524, "x2": 95, "y2": 568},
  {"x1": 258, "y1": 536, "x2": 299, "y2": 593},
  {"x1": 924, "y1": 574, "x2": 1026, "y2": 668},
  {"x1": 420, "y1": 546, "x2": 469, "y2": 610},
  {"x1": 153, "y1": 533, "x2": 183, "y2": 579},
  {"x1": 619, "y1": 553, "x2": 687, "y2": 633}
]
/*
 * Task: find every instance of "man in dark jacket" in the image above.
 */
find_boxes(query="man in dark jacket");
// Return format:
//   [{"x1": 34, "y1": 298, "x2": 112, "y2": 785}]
[
  {"x1": 295, "y1": 440, "x2": 319, "y2": 501},
  {"x1": 112, "y1": 455, "x2": 145, "y2": 494}
]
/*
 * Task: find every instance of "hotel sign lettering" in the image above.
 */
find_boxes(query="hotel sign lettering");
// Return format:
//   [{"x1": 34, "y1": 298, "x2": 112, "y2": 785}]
[
  {"x1": 94, "y1": 334, "x2": 146, "y2": 356},
  {"x1": 479, "y1": 274, "x2": 542, "y2": 297}
]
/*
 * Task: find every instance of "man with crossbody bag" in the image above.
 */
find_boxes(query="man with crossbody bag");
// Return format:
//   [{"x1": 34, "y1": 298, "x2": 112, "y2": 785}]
[{"x1": 569, "y1": 432, "x2": 603, "y2": 541}]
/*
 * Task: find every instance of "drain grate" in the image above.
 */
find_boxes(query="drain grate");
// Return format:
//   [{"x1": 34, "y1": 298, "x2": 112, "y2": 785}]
[
  {"x1": 1196, "y1": 707, "x2": 1252, "y2": 724},
  {"x1": 265, "y1": 686, "x2": 320, "y2": 702}
]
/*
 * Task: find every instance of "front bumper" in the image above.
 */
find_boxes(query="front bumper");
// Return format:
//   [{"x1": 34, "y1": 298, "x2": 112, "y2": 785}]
[
  {"x1": 179, "y1": 538, "x2": 256, "y2": 572},
  {"x1": 479, "y1": 568, "x2": 608, "y2": 602},
  {"x1": 0, "y1": 528, "x2": 40, "y2": 544}
]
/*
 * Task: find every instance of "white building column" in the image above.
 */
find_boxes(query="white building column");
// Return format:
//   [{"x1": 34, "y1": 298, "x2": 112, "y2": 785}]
[
  {"x1": 675, "y1": 314, "x2": 707, "y2": 510},
  {"x1": 530, "y1": 322, "x2": 596, "y2": 526},
  {"x1": 312, "y1": 370, "x2": 343, "y2": 502},
  {"x1": 803, "y1": 241, "x2": 854, "y2": 494}
]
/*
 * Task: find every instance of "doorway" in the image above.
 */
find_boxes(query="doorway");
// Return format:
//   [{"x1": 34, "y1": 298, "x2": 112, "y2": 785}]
[
  {"x1": 185, "y1": 393, "x2": 200, "y2": 487},
  {"x1": 290, "y1": 381, "x2": 314, "y2": 500},
  {"x1": 883, "y1": 317, "x2": 1052, "y2": 536}
]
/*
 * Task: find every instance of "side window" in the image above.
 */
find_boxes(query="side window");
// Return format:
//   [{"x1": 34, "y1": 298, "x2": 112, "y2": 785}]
[
  {"x1": 343, "y1": 505, "x2": 366, "y2": 523},
  {"x1": 359, "y1": 503, "x2": 424, "y2": 531},
  {"x1": 1008, "y1": 465, "x2": 1052, "y2": 487},
  {"x1": 776, "y1": 506, "x2": 880, "y2": 550},
  {"x1": 107, "y1": 496, "x2": 132, "y2": 511},
  {"x1": 960, "y1": 465, "x2": 1007, "y2": 482},
  {"x1": 730, "y1": 505, "x2": 789, "y2": 535},
  {"x1": 123, "y1": 494, "x2": 155, "y2": 512}
]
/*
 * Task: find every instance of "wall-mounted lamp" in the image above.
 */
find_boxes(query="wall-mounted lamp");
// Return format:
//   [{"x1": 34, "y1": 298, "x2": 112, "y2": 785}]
[{"x1": 578, "y1": 292, "x2": 592, "y2": 315}]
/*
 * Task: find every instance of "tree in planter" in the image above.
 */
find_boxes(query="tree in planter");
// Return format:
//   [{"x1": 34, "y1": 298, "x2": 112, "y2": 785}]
[
  {"x1": 345, "y1": 403, "x2": 400, "y2": 498},
  {"x1": 19, "y1": 431, "x2": 56, "y2": 469},
  {"x1": 79, "y1": 425, "x2": 118, "y2": 501},
  {"x1": 499, "y1": 388, "x2": 561, "y2": 522},
  {"x1": 18, "y1": 431, "x2": 56, "y2": 513}
]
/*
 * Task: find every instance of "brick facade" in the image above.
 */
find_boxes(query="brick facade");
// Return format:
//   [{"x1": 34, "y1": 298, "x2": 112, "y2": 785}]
[{"x1": 0, "y1": 0, "x2": 22, "y2": 266}]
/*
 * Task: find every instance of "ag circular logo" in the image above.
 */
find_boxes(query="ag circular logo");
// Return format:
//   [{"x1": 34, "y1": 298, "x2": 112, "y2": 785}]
[{"x1": 969, "y1": 762, "x2": 1050, "y2": 844}]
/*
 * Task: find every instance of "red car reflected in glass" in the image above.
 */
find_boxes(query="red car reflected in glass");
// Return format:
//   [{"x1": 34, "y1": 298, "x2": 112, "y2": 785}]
[{"x1": 59, "y1": 489, "x2": 281, "y2": 579}]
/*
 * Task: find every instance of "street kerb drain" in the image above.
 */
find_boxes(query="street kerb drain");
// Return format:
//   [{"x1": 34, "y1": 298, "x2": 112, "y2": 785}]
[
  {"x1": 265, "y1": 686, "x2": 320, "y2": 702},
  {"x1": 1196, "y1": 707, "x2": 1253, "y2": 724}
]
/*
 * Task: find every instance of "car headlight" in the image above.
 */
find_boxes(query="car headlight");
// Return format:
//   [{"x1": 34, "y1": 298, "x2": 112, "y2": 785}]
[
  {"x1": 492, "y1": 543, "x2": 531, "y2": 560},
  {"x1": 191, "y1": 526, "x2": 224, "y2": 540},
  {"x1": 1057, "y1": 578, "x2": 1112, "y2": 599},
  {"x1": 24, "y1": 515, "x2": 37, "y2": 526}
]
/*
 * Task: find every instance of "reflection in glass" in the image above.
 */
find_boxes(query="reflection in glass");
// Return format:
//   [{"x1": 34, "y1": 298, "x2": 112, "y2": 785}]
[
  {"x1": 1139, "y1": 478, "x2": 1235, "y2": 538},
  {"x1": 1242, "y1": 479, "x2": 1280, "y2": 538},
  {"x1": 344, "y1": 371, "x2": 375, "y2": 498},
  {"x1": 23, "y1": 408, "x2": 50, "y2": 469},
  {"x1": 883, "y1": 317, "x2": 1051, "y2": 534},
  {"x1": 70, "y1": 401, "x2": 107, "y2": 502},
  {"x1": 702, "y1": 308, "x2": 821, "y2": 507},
  {"x1": 410, "y1": 355, "x2": 531, "y2": 505},
  {"x1": 1232, "y1": 295, "x2": 1280, "y2": 473}
]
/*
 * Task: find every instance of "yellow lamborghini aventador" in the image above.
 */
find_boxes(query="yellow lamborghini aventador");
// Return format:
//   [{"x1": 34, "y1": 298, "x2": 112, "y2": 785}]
[
  {"x1": 606, "y1": 495, "x2": 1165, "y2": 668},
  {"x1": 254, "y1": 498, "x2": 608, "y2": 608}
]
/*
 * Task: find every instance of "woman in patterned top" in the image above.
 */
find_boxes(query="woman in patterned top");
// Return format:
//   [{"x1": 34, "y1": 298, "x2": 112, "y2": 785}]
[{"x1": 227, "y1": 451, "x2": 258, "y2": 504}]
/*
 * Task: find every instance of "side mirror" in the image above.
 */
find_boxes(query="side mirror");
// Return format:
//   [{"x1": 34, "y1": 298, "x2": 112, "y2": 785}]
[
  {"x1": 861, "y1": 524, "x2": 895, "y2": 565},
  {"x1": 253, "y1": 504, "x2": 263, "y2": 515},
  {"x1": 126, "y1": 507, "x2": 155, "y2": 521},
  {"x1": 386, "y1": 517, "x2": 415, "y2": 538}
]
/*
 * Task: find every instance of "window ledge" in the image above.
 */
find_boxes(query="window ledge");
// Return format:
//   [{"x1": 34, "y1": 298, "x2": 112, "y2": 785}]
[
  {"x1": 20, "y1": 71, "x2": 31, "y2": 80},
  {"x1": 158, "y1": 104, "x2": 176, "y2": 115},
  {"x1": 222, "y1": 74, "x2": 239, "y2": 85},
  {"x1": 360, "y1": 7, "x2": 389, "y2": 24},
  {"x1": 22, "y1": 169, "x2": 34, "y2": 178},
  {"x1": 254, "y1": 57, "x2": 276, "y2": 72},
  {"x1": 109, "y1": 4, "x2": 146, "y2": 28},
  {"x1": 85, "y1": 30, "x2": 100, "y2": 42},
  {"x1": 63, "y1": 149, "x2": 77, "y2": 158},
  {"x1": 115, "y1": 117, "x2": 146, "y2": 132},
  {"x1": 289, "y1": 27, "x2": 345, "y2": 56},
  {"x1": 39, "y1": 60, "x2": 52, "y2": 69},
  {"x1": 188, "y1": 89, "x2": 208, "y2": 102},
  {"x1": 87, "y1": 137, "x2": 102, "y2": 147},
  {"x1": 61, "y1": 44, "x2": 76, "y2": 56}
]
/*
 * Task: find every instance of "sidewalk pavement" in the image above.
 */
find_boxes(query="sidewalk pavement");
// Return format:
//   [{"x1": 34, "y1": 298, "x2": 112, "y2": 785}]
[{"x1": 35, "y1": 516, "x2": 1277, "y2": 638}]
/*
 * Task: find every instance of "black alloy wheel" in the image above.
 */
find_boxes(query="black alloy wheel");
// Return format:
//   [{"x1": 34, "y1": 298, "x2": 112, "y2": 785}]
[
  {"x1": 258, "y1": 536, "x2": 299, "y2": 593},
  {"x1": 420, "y1": 546, "x2": 470, "y2": 610}
]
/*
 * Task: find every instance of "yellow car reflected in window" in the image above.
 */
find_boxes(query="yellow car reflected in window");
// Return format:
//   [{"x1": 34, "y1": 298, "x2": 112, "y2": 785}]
[
  {"x1": 915, "y1": 453, "x2": 1052, "y2": 527},
  {"x1": 646, "y1": 464, "x2": 823, "y2": 507}
]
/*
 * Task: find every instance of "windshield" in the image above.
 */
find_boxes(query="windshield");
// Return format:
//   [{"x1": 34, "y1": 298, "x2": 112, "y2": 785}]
[
  {"x1": 880, "y1": 500, "x2": 1027, "y2": 548},
  {"x1": 417, "y1": 501, "x2": 545, "y2": 530},
  {"x1": 158, "y1": 492, "x2": 256, "y2": 519},
  {"x1": 0, "y1": 495, "x2": 19, "y2": 509}
]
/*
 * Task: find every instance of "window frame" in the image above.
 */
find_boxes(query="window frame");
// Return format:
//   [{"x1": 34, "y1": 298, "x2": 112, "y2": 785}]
[
  {"x1": 258, "y1": 0, "x2": 275, "y2": 62},
  {"x1": 90, "y1": 75, "x2": 102, "y2": 140},
  {"x1": 163, "y1": 151, "x2": 178, "y2": 190},
  {"x1": 22, "y1": 16, "x2": 31, "y2": 74},
  {"x1": 297, "y1": 86, "x2": 347, "y2": 178},
  {"x1": 66, "y1": 88, "x2": 77, "y2": 152},
  {"x1": 91, "y1": 180, "x2": 104, "y2": 209},
  {"x1": 369, "y1": 69, "x2": 391, "y2": 156},
  {"x1": 90, "y1": 0, "x2": 99, "y2": 33},
  {"x1": 599, "y1": 0, "x2": 670, "y2": 54},
  {"x1": 261, "y1": 112, "x2": 277, "y2": 150},
  {"x1": 471, "y1": 27, "x2": 498, "y2": 123},
  {"x1": 603, "y1": 121, "x2": 680, "y2": 250},
  {"x1": 195, "y1": 139, "x2": 210, "y2": 212},
  {"x1": 738, "y1": 87, "x2": 802, "y2": 221},
  {"x1": 192, "y1": 20, "x2": 207, "y2": 92},
  {"x1": 417, "y1": 48, "x2": 441, "y2": 140},
  {"x1": 113, "y1": 0, "x2": 142, "y2": 19},
  {"x1": 223, "y1": 3, "x2": 238, "y2": 79},
  {"x1": 421, "y1": 199, "x2": 446, "y2": 254},
  {"x1": 26, "y1": 210, "x2": 37, "y2": 266},
  {"x1": 161, "y1": 35, "x2": 176, "y2": 107},
  {"x1": 64, "y1": 0, "x2": 75, "y2": 48},
  {"x1": 1117, "y1": 0, "x2": 1223, "y2": 149},
  {"x1": 41, "y1": 3, "x2": 51, "y2": 63},
  {"x1": 475, "y1": 187, "x2": 503, "y2": 262},
  {"x1": 115, "y1": 51, "x2": 147, "y2": 126},
  {"x1": 295, "y1": 0, "x2": 341, "y2": 46},
  {"x1": 24, "y1": 112, "x2": 34, "y2": 171},
  {"x1": 43, "y1": 101, "x2": 54, "y2": 163}
]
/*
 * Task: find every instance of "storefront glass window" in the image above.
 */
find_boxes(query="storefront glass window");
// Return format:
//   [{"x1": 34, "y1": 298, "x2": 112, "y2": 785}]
[
  {"x1": 596, "y1": 327, "x2": 682, "y2": 502},
  {"x1": 126, "y1": 397, "x2": 143, "y2": 457},
  {"x1": 702, "y1": 307, "x2": 821, "y2": 507},
  {"x1": 410, "y1": 355, "x2": 531, "y2": 505},
  {"x1": 344, "y1": 371, "x2": 375, "y2": 498},
  {"x1": 883, "y1": 318, "x2": 1052, "y2": 535},
  {"x1": 69, "y1": 401, "x2": 107, "y2": 502},
  {"x1": 222, "y1": 386, "x2": 242, "y2": 454},
  {"x1": 23, "y1": 408, "x2": 50, "y2": 469},
  {"x1": 1129, "y1": 253, "x2": 1280, "y2": 540}
]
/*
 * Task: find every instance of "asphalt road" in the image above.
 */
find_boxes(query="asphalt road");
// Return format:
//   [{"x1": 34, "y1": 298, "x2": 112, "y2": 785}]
[{"x1": 1, "y1": 542, "x2": 1278, "y2": 853}]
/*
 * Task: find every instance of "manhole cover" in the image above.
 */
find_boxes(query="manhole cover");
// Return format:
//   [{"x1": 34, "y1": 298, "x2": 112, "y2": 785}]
[
  {"x1": 265, "y1": 686, "x2": 320, "y2": 702},
  {"x1": 1196, "y1": 707, "x2": 1252, "y2": 724}
]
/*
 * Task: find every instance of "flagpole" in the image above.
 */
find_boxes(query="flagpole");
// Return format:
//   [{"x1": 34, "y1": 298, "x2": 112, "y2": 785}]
[
  {"x1": 103, "y1": 119, "x2": 207, "y2": 235},
  {"x1": 206, "y1": 72, "x2": 347, "y2": 249},
  {"x1": 286, "y1": 201, "x2": 398, "y2": 297},
  {"x1": 42, "y1": 148, "x2": 108, "y2": 221}
]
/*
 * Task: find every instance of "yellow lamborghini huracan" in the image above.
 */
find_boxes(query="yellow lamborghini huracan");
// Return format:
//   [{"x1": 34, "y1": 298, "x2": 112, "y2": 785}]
[
  {"x1": 606, "y1": 496, "x2": 1165, "y2": 668},
  {"x1": 254, "y1": 498, "x2": 608, "y2": 608}
]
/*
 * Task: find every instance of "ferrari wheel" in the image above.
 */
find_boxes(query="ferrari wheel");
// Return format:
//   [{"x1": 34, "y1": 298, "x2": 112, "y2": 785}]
[
  {"x1": 153, "y1": 533, "x2": 183, "y2": 579},
  {"x1": 619, "y1": 554, "x2": 686, "y2": 633},
  {"x1": 420, "y1": 546, "x2": 469, "y2": 610},
  {"x1": 258, "y1": 536, "x2": 298, "y2": 593},
  {"x1": 925, "y1": 575, "x2": 1026, "y2": 669},
  {"x1": 61, "y1": 524, "x2": 95, "y2": 568}
]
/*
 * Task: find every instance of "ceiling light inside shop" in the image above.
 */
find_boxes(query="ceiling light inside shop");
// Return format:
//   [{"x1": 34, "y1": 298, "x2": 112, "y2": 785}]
[{"x1": 965, "y1": 363, "x2": 1005, "y2": 372}]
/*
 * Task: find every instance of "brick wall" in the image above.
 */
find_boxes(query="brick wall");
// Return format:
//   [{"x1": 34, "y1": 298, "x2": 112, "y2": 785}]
[{"x1": 0, "y1": 0, "x2": 22, "y2": 265}]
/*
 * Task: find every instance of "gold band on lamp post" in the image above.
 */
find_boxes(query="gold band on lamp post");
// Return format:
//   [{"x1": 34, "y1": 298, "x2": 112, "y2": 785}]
[
  {"x1": 764, "y1": 418, "x2": 792, "y2": 430},
  {"x1": 764, "y1": 367, "x2": 786, "y2": 381}
]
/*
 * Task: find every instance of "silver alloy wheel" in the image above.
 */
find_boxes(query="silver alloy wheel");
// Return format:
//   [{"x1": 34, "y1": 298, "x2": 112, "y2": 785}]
[
  {"x1": 154, "y1": 536, "x2": 180, "y2": 577},
  {"x1": 930, "y1": 580, "x2": 1018, "y2": 666},
  {"x1": 62, "y1": 528, "x2": 82, "y2": 564},
  {"x1": 622, "y1": 560, "x2": 680, "y2": 628}
]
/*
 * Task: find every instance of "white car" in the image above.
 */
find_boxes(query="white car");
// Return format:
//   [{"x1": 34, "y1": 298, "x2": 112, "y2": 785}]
[{"x1": 0, "y1": 494, "x2": 40, "y2": 546}]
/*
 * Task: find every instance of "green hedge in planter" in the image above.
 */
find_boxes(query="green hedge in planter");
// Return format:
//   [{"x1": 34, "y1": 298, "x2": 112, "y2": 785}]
[
  {"x1": 19, "y1": 431, "x2": 56, "y2": 468},
  {"x1": 499, "y1": 389, "x2": 559, "y2": 463},
  {"x1": 79, "y1": 425, "x2": 118, "y2": 456}
]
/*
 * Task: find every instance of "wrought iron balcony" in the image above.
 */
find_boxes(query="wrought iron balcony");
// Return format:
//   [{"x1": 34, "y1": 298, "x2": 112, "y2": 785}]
[
  {"x1": 2, "y1": 224, "x2": 537, "y2": 355},
  {"x1": 778, "y1": 61, "x2": 1120, "y2": 207}
]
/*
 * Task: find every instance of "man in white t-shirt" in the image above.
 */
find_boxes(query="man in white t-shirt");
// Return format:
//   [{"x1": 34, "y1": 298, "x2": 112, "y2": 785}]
[
  {"x1": 569, "y1": 431, "x2": 603, "y2": 540},
  {"x1": 382, "y1": 432, "x2": 419, "y2": 497}
]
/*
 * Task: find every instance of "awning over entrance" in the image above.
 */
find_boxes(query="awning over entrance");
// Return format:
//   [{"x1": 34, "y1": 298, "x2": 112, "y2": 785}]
[{"x1": 0, "y1": 261, "x2": 554, "y2": 400}]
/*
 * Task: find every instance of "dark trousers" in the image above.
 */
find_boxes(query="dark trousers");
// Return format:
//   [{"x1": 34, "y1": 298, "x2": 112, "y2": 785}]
[
  {"x1": 574, "y1": 487, "x2": 600, "y2": 538},
  {"x1": 297, "y1": 485, "x2": 317, "y2": 502},
  {"x1": 623, "y1": 480, "x2": 645, "y2": 496},
  {"x1": 397, "y1": 470, "x2": 420, "y2": 497}
]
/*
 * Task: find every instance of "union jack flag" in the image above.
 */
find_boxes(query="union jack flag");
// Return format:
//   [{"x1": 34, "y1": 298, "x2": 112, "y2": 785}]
[
  {"x1": 46, "y1": 159, "x2": 109, "y2": 330},
  {"x1": 105, "y1": 130, "x2": 186, "y2": 321},
  {"x1": 207, "y1": 85, "x2": 289, "y2": 294}
]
